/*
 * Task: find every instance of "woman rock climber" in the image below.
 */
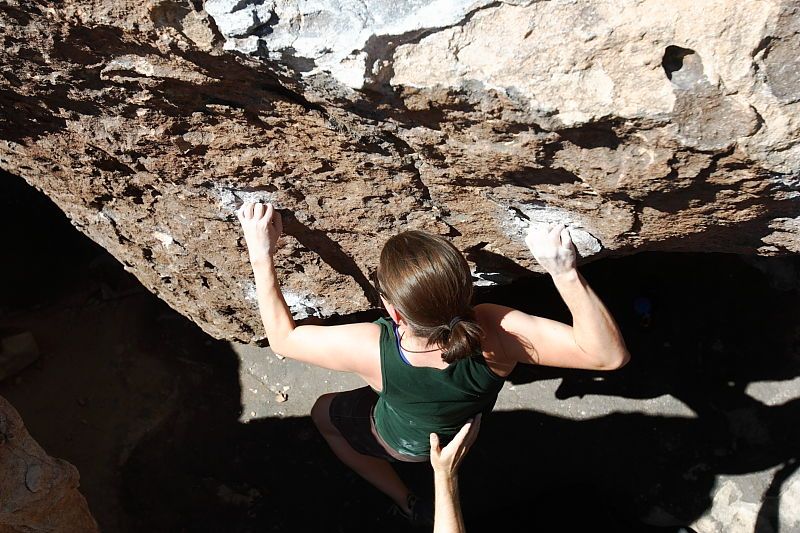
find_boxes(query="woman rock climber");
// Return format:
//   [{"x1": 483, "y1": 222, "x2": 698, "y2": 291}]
[{"x1": 236, "y1": 201, "x2": 630, "y2": 525}]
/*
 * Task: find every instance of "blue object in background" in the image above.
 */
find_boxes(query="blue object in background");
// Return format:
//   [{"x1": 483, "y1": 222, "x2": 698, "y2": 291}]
[{"x1": 633, "y1": 296, "x2": 653, "y2": 327}]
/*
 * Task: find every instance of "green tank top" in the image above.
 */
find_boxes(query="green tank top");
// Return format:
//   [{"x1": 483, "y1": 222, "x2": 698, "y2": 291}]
[{"x1": 372, "y1": 317, "x2": 505, "y2": 458}]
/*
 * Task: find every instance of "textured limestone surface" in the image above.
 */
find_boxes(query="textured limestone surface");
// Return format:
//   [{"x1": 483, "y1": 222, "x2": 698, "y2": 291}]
[
  {"x1": 0, "y1": 0, "x2": 799, "y2": 342},
  {"x1": 0, "y1": 396, "x2": 99, "y2": 532}
]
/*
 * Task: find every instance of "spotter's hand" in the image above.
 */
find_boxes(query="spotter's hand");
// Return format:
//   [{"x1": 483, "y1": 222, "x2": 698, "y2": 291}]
[
  {"x1": 430, "y1": 414, "x2": 481, "y2": 477},
  {"x1": 236, "y1": 202, "x2": 283, "y2": 263},
  {"x1": 525, "y1": 223, "x2": 577, "y2": 277}
]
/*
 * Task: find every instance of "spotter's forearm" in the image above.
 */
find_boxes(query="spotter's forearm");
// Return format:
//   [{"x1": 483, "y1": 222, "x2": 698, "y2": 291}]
[{"x1": 433, "y1": 472, "x2": 466, "y2": 533}]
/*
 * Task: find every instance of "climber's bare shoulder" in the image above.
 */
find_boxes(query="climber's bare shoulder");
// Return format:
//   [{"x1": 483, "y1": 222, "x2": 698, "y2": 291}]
[
  {"x1": 274, "y1": 322, "x2": 383, "y2": 388},
  {"x1": 476, "y1": 302, "x2": 592, "y2": 374},
  {"x1": 474, "y1": 303, "x2": 519, "y2": 377}
]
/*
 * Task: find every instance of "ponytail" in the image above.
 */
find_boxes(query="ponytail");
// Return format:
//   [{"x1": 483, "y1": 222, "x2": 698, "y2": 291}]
[{"x1": 427, "y1": 310, "x2": 484, "y2": 363}]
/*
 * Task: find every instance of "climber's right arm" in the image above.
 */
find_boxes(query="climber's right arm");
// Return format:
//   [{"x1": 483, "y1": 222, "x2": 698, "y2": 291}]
[{"x1": 475, "y1": 223, "x2": 629, "y2": 372}]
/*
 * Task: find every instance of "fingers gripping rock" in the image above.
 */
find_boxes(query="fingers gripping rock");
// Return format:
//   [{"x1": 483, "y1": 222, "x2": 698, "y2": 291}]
[{"x1": 529, "y1": 222, "x2": 602, "y2": 258}]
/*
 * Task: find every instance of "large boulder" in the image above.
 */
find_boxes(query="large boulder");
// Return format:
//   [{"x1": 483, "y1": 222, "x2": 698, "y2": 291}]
[
  {"x1": 0, "y1": 0, "x2": 797, "y2": 342},
  {"x1": 0, "y1": 396, "x2": 99, "y2": 532}
]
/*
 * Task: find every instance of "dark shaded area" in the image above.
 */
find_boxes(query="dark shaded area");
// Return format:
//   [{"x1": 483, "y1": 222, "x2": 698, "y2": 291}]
[
  {"x1": 556, "y1": 121, "x2": 621, "y2": 150},
  {"x1": 662, "y1": 45, "x2": 697, "y2": 82},
  {"x1": 0, "y1": 170, "x2": 139, "y2": 312},
  {"x1": 452, "y1": 165, "x2": 581, "y2": 189},
  {"x1": 467, "y1": 246, "x2": 536, "y2": 285},
  {"x1": 471, "y1": 249, "x2": 800, "y2": 531},
  {"x1": 637, "y1": 148, "x2": 735, "y2": 215},
  {"x1": 1, "y1": 171, "x2": 799, "y2": 532}
]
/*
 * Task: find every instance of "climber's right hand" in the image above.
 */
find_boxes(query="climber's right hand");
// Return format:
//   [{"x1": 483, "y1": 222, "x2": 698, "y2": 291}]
[
  {"x1": 236, "y1": 202, "x2": 283, "y2": 263},
  {"x1": 525, "y1": 223, "x2": 577, "y2": 277}
]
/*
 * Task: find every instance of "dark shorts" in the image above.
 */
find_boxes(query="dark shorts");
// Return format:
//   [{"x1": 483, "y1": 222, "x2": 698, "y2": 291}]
[{"x1": 328, "y1": 386, "x2": 428, "y2": 463}]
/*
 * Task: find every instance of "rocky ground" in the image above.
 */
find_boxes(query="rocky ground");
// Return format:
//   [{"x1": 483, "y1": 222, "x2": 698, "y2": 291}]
[{"x1": 2, "y1": 175, "x2": 799, "y2": 532}]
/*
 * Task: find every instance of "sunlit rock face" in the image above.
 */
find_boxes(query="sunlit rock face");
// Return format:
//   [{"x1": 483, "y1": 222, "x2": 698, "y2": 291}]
[{"x1": 0, "y1": 0, "x2": 798, "y2": 341}]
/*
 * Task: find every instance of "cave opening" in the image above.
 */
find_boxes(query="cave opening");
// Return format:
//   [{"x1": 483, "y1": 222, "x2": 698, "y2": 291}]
[
  {"x1": 662, "y1": 45, "x2": 706, "y2": 89},
  {"x1": 662, "y1": 45, "x2": 694, "y2": 79},
  {"x1": 1, "y1": 171, "x2": 798, "y2": 532}
]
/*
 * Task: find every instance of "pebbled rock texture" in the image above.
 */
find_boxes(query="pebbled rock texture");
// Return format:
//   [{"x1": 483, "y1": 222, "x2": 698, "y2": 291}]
[
  {"x1": 0, "y1": 0, "x2": 798, "y2": 341},
  {"x1": 0, "y1": 395, "x2": 99, "y2": 532}
]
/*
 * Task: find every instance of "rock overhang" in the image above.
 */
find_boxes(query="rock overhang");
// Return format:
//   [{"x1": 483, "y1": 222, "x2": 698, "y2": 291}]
[{"x1": 0, "y1": 0, "x2": 797, "y2": 342}]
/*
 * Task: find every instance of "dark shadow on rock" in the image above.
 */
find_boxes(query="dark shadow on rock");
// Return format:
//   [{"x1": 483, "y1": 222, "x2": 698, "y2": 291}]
[
  {"x1": 556, "y1": 120, "x2": 622, "y2": 149},
  {"x1": 450, "y1": 165, "x2": 581, "y2": 189},
  {"x1": 281, "y1": 211, "x2": 379, "y2": 307},
  {"x1": 635, "y1": 149, "x2": 799, "y2": 218},
  {"x1": 464, "y1": 401, "x2": 799, "y2": 532},
  {"x1": 117, "y1": 383, "x2": 800, "y2": 532},
  {"x1": 755, "y1": 457, "x2": 799, "y2": 533},
  {"x1": 468, "y1": 247, "x2": 539, "y2": 288}
]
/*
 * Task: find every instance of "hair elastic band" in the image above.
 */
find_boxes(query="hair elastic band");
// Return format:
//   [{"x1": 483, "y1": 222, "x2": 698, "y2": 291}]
[{"x1": 448, "y1": 316, "x2": 464, "y2": 330}]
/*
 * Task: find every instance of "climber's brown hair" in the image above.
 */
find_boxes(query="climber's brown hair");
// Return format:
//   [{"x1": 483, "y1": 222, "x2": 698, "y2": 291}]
[{"x1": 376, "y1": 230, "x2": 482, "y2": 363}]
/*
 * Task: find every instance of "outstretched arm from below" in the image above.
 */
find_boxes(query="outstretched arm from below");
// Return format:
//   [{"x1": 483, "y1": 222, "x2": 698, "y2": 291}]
[{"x1": 430, "y1": 415, "x2": 481, "y2": 533}]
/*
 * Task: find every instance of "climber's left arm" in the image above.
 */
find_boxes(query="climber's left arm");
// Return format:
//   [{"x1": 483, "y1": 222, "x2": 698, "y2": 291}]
[
  {"x1": 237, "y1": 202, "x2": 381, "y2": 381},
  {"x1": 237, "y1": 201, "x2": 295, "y2": 344}
]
